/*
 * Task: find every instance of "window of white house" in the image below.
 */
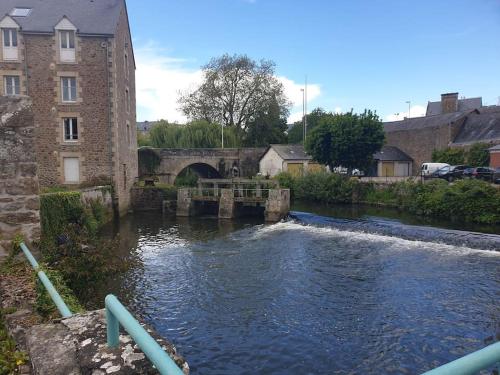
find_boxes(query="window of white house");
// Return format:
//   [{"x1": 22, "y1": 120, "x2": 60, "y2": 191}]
[
  {"x1": 61, "y1": 77, "x2": 77, "y2": 102},
  {"x1": 4, "y1": 75, "x2": 20, "y2": 95},
  {"x1": 63, "y1": 157, "x2": 80, "y2": 183},
  {"x1": 59, "y1": 30, "x2": 75, "y2": 62},
  {"x1": 126, "y1": 88, "x2": 130, "y2": 112},
  {"x1": 2, "y1": 28, "x2": 18, "y2": 60},
  {"x1": 63, "y1": 118, "x2": 78, "y2": 141}
]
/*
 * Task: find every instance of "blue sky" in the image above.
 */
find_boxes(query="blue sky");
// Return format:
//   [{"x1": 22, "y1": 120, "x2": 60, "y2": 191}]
[{"x1": 127, "y1": 0, "x2": 500, "y2": 123}]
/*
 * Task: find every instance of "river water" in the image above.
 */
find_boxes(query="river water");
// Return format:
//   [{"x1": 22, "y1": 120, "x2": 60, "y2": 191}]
[{"x1": 99, "y1": 206, "x2": 500, "y2": 374}]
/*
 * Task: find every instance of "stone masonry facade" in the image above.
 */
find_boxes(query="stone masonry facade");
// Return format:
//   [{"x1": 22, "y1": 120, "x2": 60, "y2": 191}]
[
  {"x1": 0, "y1": 96, "x2": 40, "y2": 249},
  {"x1": 0, "y1": 1, "x2": 137, "y2": 214}
]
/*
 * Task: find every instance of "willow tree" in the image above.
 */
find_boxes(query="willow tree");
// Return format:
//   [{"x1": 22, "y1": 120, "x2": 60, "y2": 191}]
[{"x1": 178, "y1": 54, "x2": 290, "y2": 132}]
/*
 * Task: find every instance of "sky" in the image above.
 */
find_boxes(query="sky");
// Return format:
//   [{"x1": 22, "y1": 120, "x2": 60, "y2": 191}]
[{"x1": 127, "y1": 0, "x2": 500, "y2": 124}]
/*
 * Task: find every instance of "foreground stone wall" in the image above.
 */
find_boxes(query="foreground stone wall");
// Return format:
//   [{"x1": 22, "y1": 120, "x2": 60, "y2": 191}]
[{"x1": 0, "y1": 96, "x2": 40, "y2": 249}]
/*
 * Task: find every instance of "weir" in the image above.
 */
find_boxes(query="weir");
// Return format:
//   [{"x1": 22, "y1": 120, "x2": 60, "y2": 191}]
[{"x1": 177, "y1": 178, "x2": 290, "y2": 221}]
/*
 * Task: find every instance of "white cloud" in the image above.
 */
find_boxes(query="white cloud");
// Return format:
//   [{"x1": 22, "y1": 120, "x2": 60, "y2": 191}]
[
  {"x1": 385, "y1": 105, "x2": 426, "y2": 121},
  {"x1": 135, "y1": 42, "x2": 202, "y2": 122},
  {"x1": 135, "y1": 43, "x2": 322, "y2": 123}
]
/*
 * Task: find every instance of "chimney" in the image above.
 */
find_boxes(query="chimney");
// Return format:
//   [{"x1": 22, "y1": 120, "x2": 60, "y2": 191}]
[{"x1": 441, "y1": 92, "x2": 458, "y2": 114}]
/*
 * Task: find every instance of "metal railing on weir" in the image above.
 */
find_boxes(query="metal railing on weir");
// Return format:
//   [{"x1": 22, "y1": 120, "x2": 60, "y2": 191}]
[
  {"x1": 188, "y1": 187, "x2": 271, "y2": 199},
  {"x1": 18, "y1": 242, "x2": 500, "y2": 374},
  {"x1": 19, "y1": 242, "x2": 184, "y2": 375}
]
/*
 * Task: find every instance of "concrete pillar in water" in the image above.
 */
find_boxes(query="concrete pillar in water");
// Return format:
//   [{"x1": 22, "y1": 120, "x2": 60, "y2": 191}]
[
  {"x1": 219, "y1": 189, "x2": 235, "y2": 219},
  {"x1": 265, "y1": 189, "x2": 290, "y2": 222},
  {"x1": 176, "y1": 188, "x2": 193, "y2": 217}
]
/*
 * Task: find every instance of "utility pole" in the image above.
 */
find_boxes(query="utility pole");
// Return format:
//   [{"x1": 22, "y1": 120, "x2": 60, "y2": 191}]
[
  {"x1": 301, "y1": 88, "x2": 305, "y2": 144},
  {"x1": 406, "y1": 100, "x2": 411, "y2": 118},
  {"x1": 304, "y1": 75, "x2": 308, "y2": 143},
  {"x1": 221, "y1": 123, "x2": 224, "y2": 149}
]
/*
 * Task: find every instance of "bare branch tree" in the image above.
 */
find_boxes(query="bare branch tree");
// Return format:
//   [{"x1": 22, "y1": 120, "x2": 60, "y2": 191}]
[{"x1": 178, "y1": 54, "x2": 290, "y2": 130}]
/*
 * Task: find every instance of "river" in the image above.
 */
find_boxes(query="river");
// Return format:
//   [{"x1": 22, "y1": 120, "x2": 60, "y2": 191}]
[{"x1": 97, "y1": 204, "x2": 500, "y2": 374}]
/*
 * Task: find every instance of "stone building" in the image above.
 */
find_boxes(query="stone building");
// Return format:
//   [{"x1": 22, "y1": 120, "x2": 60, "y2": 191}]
[
  {"x1": 0, "y1": 0, "x2": 137, "y2": 214},
  {"x1": 0, "y1": 96, "x2": 40, "y2": 252},
  {"x1": 384, "y1": 93, "x2": 500, "y2": 174},
  {"x1": 259, "y1": 144, "x2": 323, "y2": 177}
]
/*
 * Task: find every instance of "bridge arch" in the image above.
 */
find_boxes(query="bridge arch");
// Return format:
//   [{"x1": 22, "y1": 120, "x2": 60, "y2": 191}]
[{"x1": 174, "y1": 162, "x2": 222, "y2": 184}]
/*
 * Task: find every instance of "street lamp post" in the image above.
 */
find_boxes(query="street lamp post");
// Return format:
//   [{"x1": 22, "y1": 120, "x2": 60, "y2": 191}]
[{"x1": 301, "y1": 88, "x2": 305, "y2": 144}]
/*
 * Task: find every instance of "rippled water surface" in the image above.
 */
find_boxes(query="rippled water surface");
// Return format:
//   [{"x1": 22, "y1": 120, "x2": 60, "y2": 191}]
[{"x1": 100, "y1": 212, "x2": 500, "y2": 374}]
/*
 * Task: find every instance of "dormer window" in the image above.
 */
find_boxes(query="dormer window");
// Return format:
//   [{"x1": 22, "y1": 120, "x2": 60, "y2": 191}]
[
  {"x1": 59, "y1": 30, "x2": 75, "y2": 62},
  {"x1": 2, "y1": 28, "x2": 18, "y2": 60},
  {"x1": 55, "y1": 17, "x2": 77, "y2": 63}
]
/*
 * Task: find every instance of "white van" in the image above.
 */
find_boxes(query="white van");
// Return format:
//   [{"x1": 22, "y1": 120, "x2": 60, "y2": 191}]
[{"x1": 421, "y1": 162, "x2": 450, "y2": 176}]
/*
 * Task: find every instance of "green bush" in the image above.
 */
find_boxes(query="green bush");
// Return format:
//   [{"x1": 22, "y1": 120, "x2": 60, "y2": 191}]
[
  {"x1": 278, "y1": 172, "x2": 500, "y2": 224},
  {"x1": 0, "y1": 308, "x2": 28, "y2": 374},
  {"x1": 432, "y1": 147, "x2": 466, "y2": 165},
  {"x1": 467, "y1": 143, "x2": 490, "y2": 166}
]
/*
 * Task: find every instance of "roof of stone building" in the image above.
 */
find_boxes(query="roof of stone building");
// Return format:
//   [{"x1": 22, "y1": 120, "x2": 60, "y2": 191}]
[
  {"x1": 373, "y1": 146, "x2": 413, "y2": 162},
  {"x1": 489, "y1": 144, "x2": 500, "y2": 151},
  {"x1": 426, "y1": 97, "x2": 482, "y2": 116},
  {"x1": 452, "y1": 106, "x2": 500, "y2": 145},
  {"x1": 384, "y1": 111, "x2": 469, "y2": 132},
  {"x1": 0, "y1": 0, "x2": 124, "y2": 35},
  {"x1": 267, "y1": 144, "x2": 312, "y2": 161}
]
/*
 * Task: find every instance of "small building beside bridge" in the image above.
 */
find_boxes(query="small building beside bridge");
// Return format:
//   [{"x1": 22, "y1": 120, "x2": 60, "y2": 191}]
[{"x1": 259, "y1": 144, "x2": 323, "y2": 177}]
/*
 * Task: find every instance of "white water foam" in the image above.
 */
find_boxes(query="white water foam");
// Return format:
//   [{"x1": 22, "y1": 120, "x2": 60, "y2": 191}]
[{"x1": 246, "y1": 220, "x2": 500, "y2": 257}]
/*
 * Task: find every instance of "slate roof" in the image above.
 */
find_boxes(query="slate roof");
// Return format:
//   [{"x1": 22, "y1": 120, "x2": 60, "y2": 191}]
[
  {"x1": 426, "y1": 97, "x2": 482, "y2": 116},
  {"x1": 267, "y1": 144, "x2": 312, "y2": 161},
  {"x1": 452, "y1": 106, "x2": 500, "y2": 145},
  {"x1": 384, "y1": 111, "x2": 469, "y2": 132},
  {"x1": 373, "y1": 146, "x2": 413, "y2": 162},
  {"x1": 0, "y1": 0, "x2": 123, "y2": 35}
]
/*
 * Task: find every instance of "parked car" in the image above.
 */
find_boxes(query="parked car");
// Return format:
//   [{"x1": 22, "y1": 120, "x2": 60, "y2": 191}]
[
  {"x1": 493, "y1": 168, "x2": 500, "y2": 184},
  {"x1": 431, "y1": 165, "x2": 472, "y2": 181},
  {"x1": 421, "y1": 162, "x2": 450, "y2": 177},
  {"x1": 467, "y1": 167, "x2": 496, "y2": 181},
  {"x1": 462, "y1": 167, "x2": 475, "y2": 179}
]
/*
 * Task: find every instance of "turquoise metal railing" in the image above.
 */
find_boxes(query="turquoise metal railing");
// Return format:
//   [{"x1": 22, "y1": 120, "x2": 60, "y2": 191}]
[
  {"x1": 20, "y1": 242, "x2": 72, "y2": 318},
  {"x1": 105, "y1": 294, "x2": 184, "y2": 375},
  {"x1": 20, "y1": 242, "x2": 184, "y2": 374},
  {"x1": 422, "y1": 341, "x2": 500, "y2": 374}
]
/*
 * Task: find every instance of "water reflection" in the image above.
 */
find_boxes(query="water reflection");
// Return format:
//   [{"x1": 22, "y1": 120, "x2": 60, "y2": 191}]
[{"x1": 96, "y1": 212, "x2": 500, "y2": 374}]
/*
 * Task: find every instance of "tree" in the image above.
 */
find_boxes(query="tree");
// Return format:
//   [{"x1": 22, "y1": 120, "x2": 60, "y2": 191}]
[
  {"x1": 467, "y1": 143, "x2": 490, "y2": 166},
  {"x1": 244, "y1": 97, "x2": 288, "y2": 147},
  {"x1": 178, "y1": 54, "x2": 290, "y2": 131},
  {"x1": 148, "y1": 120, "x2": 240, "y2": 148},
  {"x1": 305, "y1": 110, "x2": 385, "y2": 173},
  {"x1": 288, "y1": 108, "x2": 329, "y2": 144},
  {"x1": 431, "y1": 147, "x2": 466, "y2": 165}
]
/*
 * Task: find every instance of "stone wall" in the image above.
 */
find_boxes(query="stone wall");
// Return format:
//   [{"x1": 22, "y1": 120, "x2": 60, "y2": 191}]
[
  {"x1": 131, "y1": 187, "x2": 175, "y2": 211},
  {"x1": 385, "y1": 117, "x2": 466, "y2": 174},
  {"x1": 0, "y1": 96, "x2": 40, "y2": 248}
]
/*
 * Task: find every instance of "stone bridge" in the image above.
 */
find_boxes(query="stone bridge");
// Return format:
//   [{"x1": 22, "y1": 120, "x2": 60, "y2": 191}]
[{"x1": 138, "y1": 147, "x2": 266, "y2": 184}]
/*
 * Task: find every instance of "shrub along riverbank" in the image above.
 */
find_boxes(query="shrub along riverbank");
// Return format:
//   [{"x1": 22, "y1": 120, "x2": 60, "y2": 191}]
[{"x1": 275, "y1": 172, "x2": 500, "y2": 225}]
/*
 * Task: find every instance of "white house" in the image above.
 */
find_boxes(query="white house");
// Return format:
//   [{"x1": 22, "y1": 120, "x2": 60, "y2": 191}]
[{"x1": 259, "y1": 144, "x2": 322, "y2": 177}]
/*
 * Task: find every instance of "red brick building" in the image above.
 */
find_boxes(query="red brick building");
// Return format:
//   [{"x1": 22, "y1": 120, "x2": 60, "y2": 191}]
[{"x1": 0, "y1": 0, "x2": 137, "y2": 214}]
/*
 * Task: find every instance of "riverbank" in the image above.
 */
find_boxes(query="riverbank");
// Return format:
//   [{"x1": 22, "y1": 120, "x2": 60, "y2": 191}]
[{"x1": 276, "y1": 172, "x2": 500, "y2": 227}]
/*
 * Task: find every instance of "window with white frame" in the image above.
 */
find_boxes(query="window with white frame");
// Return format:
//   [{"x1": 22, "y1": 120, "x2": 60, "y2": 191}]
[
  {"x1": 63, "y1": 118, "x2": 78, "y2": 141},
  {"x1": 4, "y1": 75, "x2": 20, "y2": 95},
  {"x1": 61, "y1": 77, "x2": 77, "y2": 102},
  {"x1": 59, "y1": 30, "x2": 75, "y2": 62},
  {"x1": 63, "y1": 157, "x2": 80, "y2": 183},
  {"x1": 2, "y1": 28, "x2": 18, "y2": 60}
]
